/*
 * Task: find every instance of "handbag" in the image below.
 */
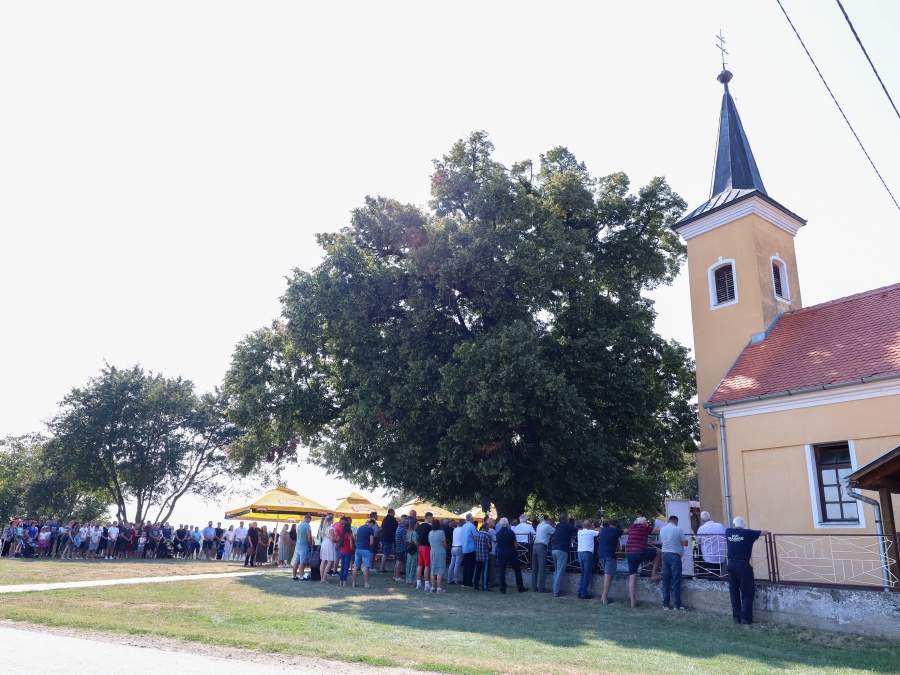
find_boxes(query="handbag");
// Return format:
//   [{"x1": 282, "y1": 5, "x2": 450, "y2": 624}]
[{"x1": 406, "y1": 541, "x2": 418, "y2": 556}]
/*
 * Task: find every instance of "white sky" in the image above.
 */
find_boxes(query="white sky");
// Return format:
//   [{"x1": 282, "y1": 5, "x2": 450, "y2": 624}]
[{"x1": 2, "y1": 1, "x2": 899, "y2": 525}]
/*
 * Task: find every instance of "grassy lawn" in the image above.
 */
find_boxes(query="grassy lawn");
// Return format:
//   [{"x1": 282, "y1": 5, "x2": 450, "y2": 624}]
[
  {"x1": 0, "y1": 570, "x2": 895, "y2": 674},
  {"x1": 0, "y1": 558, "x2": 246, "y2": 585}
]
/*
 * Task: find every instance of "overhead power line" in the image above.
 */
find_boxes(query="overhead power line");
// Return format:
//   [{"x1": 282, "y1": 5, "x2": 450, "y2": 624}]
[
  {"x1": 835, "y1": 0, "x2": 900, "y2": 122},
  {"x1": 775, "y1": 0, "x2": 900, "y2": 212}
]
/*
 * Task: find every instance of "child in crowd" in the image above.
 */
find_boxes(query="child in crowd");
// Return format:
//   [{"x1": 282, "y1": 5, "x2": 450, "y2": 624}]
[{"x1": 137, "y1": 533, "x2": 147, "y2": 556}]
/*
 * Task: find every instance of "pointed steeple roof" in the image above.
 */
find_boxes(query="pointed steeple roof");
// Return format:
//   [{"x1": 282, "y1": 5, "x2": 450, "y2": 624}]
[
  {"x1": 673, "y1": 70, "x2": 805, "y2": 231},
  {"x1": 711, "y1": 70, "x2": 766, "y2": 196}
]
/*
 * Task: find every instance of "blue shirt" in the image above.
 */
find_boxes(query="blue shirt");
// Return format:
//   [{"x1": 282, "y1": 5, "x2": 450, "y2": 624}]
[
  {"x1": 725, "y1": 528, "x2": 761, "y2": 562},
  {"x1": 551, "y1": 521, "x2": 576, "y2": 551},
  {"x1": 297, "y1": 521, "x2": 312, "y2": 548},
  {"x1": 461, "y1": 522, "x2": 477, "y2": 554},
  {"x1": 356, "y1": 524, "x2": 374, "y2": 551},
  {"x1": 597, "y1": 526, "x2": 624, "y2": 558}
]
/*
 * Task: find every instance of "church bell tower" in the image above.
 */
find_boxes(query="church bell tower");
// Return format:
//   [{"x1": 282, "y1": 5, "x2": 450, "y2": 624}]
[{"x1": 673, "y1": 69, "x2": 806, "y2": 521}]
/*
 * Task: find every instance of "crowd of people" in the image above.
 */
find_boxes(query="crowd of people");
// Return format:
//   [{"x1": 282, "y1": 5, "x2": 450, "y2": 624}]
[{"x1": 1, "y1": 507, "x2": 766, "y2": 625}]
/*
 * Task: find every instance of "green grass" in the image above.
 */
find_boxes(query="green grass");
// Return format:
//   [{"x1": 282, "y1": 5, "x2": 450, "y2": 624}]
[
  {"x1": 0, "y1": 557, "x2": 246, "y2": 585},
  {"x1": 0, "y1": 570, "x2": 895, "y2": 674}
]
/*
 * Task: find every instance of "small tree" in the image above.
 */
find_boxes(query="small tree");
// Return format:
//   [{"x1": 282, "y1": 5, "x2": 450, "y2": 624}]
[{"x1": 46, "y1": 365, "x2": 239, "y2": 524}]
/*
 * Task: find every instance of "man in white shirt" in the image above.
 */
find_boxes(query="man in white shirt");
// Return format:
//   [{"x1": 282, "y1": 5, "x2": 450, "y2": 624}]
[
  {"x1": 531, "y1": 516, "x2": 555, "y2": 593},
  {"x1": 512, "y1": 515, "x2": 536, "y2": 545},
  {"x1": 449, "y1": 521, "x2": 465, "y2": 584},
  {"x1": 696, "y1": 511, "x2": 726, "y2": 578},
  {"x1": 659, "y1": 515, "x2": 690, "y2": 610},
  {"x1": 106, "y1": 523, "x2": 119, "y2": 560},
  {"x1": 576, "y1": 520, "x2": 600, "y2": 599},
  {"x1": 233, "y1": 522, "x2": 248, "y2": 560}
]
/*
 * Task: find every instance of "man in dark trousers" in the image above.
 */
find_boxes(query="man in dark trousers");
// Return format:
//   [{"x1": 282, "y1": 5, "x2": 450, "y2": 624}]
[
  {"x1": 495, "y1": 517, "x2": 527, "y2": 594},
  {"x1": 725, "y1": 516, "x2": 769, "y2": 625},
  {"x1": 244, "y1": 522, "x2": 259, "y2": 567},
  {"x1": 379, "y1": 509, "x2": 398, "y2": 573}
]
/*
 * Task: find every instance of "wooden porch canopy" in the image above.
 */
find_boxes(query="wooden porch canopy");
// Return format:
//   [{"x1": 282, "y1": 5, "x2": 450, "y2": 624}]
[{"x1": 846, "y1": 445, "x2": 900, "y2": 588}]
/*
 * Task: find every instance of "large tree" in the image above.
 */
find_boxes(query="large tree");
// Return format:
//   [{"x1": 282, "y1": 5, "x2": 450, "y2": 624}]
[
  {"x1": 47, "y1": 365, "x2": 239, "y2": 524},
  {"x1": 225, "y1": 132, "x2": 698, "y2": 517}
]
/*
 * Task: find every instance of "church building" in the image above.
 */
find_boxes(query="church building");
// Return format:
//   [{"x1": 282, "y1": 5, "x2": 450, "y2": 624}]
[{"x1": 673, "y1": 69, "x2": 900, "y2": 556}]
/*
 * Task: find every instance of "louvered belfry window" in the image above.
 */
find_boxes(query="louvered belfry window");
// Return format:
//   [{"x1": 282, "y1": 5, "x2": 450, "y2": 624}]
[
  {"x1": 714, "y1": 264, "x2": 736, "y2": 305},
  {"x1": 773, "y1": 261, "x2": 785, "y2": 299}
]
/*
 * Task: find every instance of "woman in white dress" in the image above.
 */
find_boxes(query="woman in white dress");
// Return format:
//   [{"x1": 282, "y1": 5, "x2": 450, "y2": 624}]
[
  {"x1": 223, "y1": 525, "x2": 235, "y2": 561},
  {"x1": 319, "y1": 515, "x2": 337, "y2": 584}
]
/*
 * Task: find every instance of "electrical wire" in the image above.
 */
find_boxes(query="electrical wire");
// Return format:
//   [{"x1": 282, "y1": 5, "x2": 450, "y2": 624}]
[
  {"x1": 775, "y1": 0, "x2": 900, "y2": 211},
  {"x1": 835, "y1": 0, "x2": 900, "y2": 122}
]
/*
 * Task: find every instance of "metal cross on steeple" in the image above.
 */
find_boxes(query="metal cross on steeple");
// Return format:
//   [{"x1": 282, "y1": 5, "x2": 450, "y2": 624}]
[{"x1": 716, "y1": 30, "x2": 729, "y2": 70}]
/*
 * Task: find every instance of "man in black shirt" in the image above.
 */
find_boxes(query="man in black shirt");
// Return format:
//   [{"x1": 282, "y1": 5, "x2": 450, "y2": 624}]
[
  {"x1": 551, "y1": 515, "x2": 577, "y2": 597},
  {"x1": 415, "y1": 513, "x2": 433, "y2": 590},
  {"x1": 379, "y1": 509, "x2": 398, "y2": 573},
  {"x1": 725, "y1": 516, "x2": 769, "y2": 625},
  {"x1": 245, "y1": 523, "x2": 259, "y2": 567}
]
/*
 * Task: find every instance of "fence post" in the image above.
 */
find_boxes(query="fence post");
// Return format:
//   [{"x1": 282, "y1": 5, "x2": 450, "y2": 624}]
[{"x1": 767, "y1": 533, "x2": 779, "y2": 584}]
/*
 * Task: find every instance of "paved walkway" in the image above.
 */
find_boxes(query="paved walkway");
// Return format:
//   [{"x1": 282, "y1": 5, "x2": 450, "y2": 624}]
[
  {"x1": 0, "y1": 569, "x2": 275, "y2": 594},
  {"x1": 0, "y1": 624, "x2": 420, "y2": 675}
]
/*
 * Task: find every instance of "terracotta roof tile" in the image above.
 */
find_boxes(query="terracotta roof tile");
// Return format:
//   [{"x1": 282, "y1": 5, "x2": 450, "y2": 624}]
[{"x1": 708, "y1": 283, "x2": 900, "y2": 405}]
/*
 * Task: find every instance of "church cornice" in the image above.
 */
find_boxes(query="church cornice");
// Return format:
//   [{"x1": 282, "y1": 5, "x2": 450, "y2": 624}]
[{"x1": 674, "y1": 192, "x2": 806, "y2": 240}]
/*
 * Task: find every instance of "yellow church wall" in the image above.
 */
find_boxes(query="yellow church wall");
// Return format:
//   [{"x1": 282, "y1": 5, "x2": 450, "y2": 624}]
[
  {"x1": 686, "y1": 212, "x2": 802, "y2": 451},
  {"x1": 696, "y1": 448, "x2": 724, "y2": 523},
  {"x1": 718, "y1": 392, "x2": 900, "y2": 535}
]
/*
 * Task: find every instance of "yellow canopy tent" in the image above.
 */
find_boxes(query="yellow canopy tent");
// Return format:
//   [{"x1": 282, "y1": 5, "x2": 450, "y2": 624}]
[
  {"x1": 396, "y1": 498, "x2": 463, "y2": 520},
  {"x1": 224, "y1": 486, "x2": 331, "y2": 524},
  {"x1": 460, "y1": 503, "x2": 497, "y2": 523},
  {"x1": 332, "y1": 492, "x2": 389, "y2": 526}
]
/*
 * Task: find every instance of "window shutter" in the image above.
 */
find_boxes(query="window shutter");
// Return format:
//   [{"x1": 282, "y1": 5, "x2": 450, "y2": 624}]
[
  {"x1": 773, "y1": 262, "x2": 785, "y2": 299},
  {"x1": 714, "y1": 265, "x2": 735, "y2": 304}
]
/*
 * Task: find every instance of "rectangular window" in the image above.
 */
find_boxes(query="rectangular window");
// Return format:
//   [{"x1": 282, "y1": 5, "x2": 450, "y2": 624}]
[
  {"x1": 815, "y1": 443, "x2": 858, "y2": 522},
  {"x1": 773, "y1": 262, "x2": 784, "y2": 299},
  {"x1": 714, "y1": 265, "x2": 735, "y2": 305}
]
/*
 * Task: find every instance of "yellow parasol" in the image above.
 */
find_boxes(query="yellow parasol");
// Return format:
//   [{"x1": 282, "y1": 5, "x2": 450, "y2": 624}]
[
  {"x1": 460, "y1": 503, "x2": 497, "y2": 523},
  {"x1": 224, "y1": 486, "x2": 331, "y2": 524},
  {"x1": 396, "y1": 498, "x2": 463, "y2": 520},
  {"x1": 332, "y1": 492, "x2": 389, "y2": 525}
]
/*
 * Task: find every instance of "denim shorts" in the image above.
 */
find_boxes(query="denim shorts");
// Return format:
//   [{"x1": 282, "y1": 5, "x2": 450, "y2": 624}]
[
  {"x1": 355, "y1": 549, "x2": 371, "y2": 568},
  {"x1": 599, "y1": 556, "x2": 618, "y2": 577},
  {"x1": 626, "y1": 548, "x2": 657, "y2": 575},
  {"x1": 381, "y1": 540, "x2": 394, "y2": 557},
  {"x1": 293, "y1": 545, "x2": 310, "y2": 564}
]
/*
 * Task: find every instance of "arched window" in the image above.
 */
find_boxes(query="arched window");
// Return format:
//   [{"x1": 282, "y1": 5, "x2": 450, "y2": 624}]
[
  {"x1": 707, "y1": 258, "x2": 738, "y2": 310},
  {"x1": 771, "y1": 254, "x2": 790, "y2": 303}
]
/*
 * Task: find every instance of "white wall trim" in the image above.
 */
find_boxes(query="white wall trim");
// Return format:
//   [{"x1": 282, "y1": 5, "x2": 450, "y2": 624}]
[
  {"x1": 708, "y1": 257, "x2": 738, "y2": 310},
  {"x1": 678, "y1": 195, "x2": 805, "y2": 240},
  {"x1": 715, "y1": 377, "x2": 900, "y2": 419},
  {"x1": 770, "y1": 253, "x2": 791, "y2": 305},
  {"x1": 804, "y1": 441, "x2": 867, "y2": 530}
]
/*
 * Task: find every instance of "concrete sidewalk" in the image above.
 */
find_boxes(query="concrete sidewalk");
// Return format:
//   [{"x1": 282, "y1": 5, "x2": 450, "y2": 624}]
[
  {"x1": 0, "y1": 569, "x2": 274, "y2": 594},
  {"x1": 0, "y1": 624, "x2": 421, "y2": 675}
]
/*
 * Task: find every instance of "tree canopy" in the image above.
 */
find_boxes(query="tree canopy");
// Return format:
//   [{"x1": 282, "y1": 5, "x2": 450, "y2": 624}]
[
  {"x1": 224, "y1": 132, "x2": 698, "y2": 517},
  {"x1": 46, "y1": 364, "x2": 239, "y2": 524},
  {"x1": 0, "y1": 433, "x2": 108, "y2": 523}
]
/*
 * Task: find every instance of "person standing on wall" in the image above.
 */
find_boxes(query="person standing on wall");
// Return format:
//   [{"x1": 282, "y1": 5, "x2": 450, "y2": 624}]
[
  {"x1": 659, "y1": 515, "x2": 689, "y2": 611},
  {"x1": 725, "y1": 517, "x2": 769, "y2": 626}
]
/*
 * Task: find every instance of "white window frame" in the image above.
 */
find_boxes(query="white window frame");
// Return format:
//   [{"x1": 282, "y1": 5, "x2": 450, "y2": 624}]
[
  {"x1": 804, "y1": 441, "x2": 866, "y2": 529},
  {"x1": 707, "y1": 257, "x2": 739, "y2": 310},
  {"x1": 770, "y1": 254, "x2": 790, "y2": 304}
]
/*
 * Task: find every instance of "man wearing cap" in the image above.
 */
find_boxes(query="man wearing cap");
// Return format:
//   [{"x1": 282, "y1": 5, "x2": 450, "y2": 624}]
[{"x1": 725, "y1": 517, "x2": 768, "y2": 625}]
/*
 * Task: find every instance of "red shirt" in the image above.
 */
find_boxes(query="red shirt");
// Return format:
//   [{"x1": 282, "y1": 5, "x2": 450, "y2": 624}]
[
  {"x1": 334, "y1": 523, "x2": 353, "y2": 554},
  {"x1": 625, "y1": 523, "x2": 653, "y2": 554}
]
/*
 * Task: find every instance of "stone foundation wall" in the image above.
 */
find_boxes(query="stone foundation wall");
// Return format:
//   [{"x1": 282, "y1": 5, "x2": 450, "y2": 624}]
[{"x1": 509, "y1": 568, "x2": 900, "y2": 639}]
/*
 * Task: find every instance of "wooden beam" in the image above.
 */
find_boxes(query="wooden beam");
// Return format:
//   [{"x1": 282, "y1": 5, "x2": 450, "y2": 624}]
[{"x1": 878, "y1": 488, "x2": 900, "y2": 592}]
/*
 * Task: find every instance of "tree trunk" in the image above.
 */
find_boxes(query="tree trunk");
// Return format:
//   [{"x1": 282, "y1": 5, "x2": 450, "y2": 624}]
[{"x1": 495, "y1": 499, "x2": 527, "y2": 523}]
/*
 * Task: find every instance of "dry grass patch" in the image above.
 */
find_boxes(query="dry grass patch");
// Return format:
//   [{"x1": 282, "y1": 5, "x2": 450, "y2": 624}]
[{"x1": 0, "y1": 558, "x2": 246, "y2": 585}]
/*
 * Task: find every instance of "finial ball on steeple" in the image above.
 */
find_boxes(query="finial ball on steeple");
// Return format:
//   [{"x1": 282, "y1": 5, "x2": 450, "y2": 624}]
[{"x1": 717, "y1": 69, "x2": 733, "y2": 85}]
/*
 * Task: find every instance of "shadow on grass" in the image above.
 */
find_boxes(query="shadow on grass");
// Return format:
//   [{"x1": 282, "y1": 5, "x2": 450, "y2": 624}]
[{"x1": 237, "y1": 573, "x2": 900, "y2": 673}]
